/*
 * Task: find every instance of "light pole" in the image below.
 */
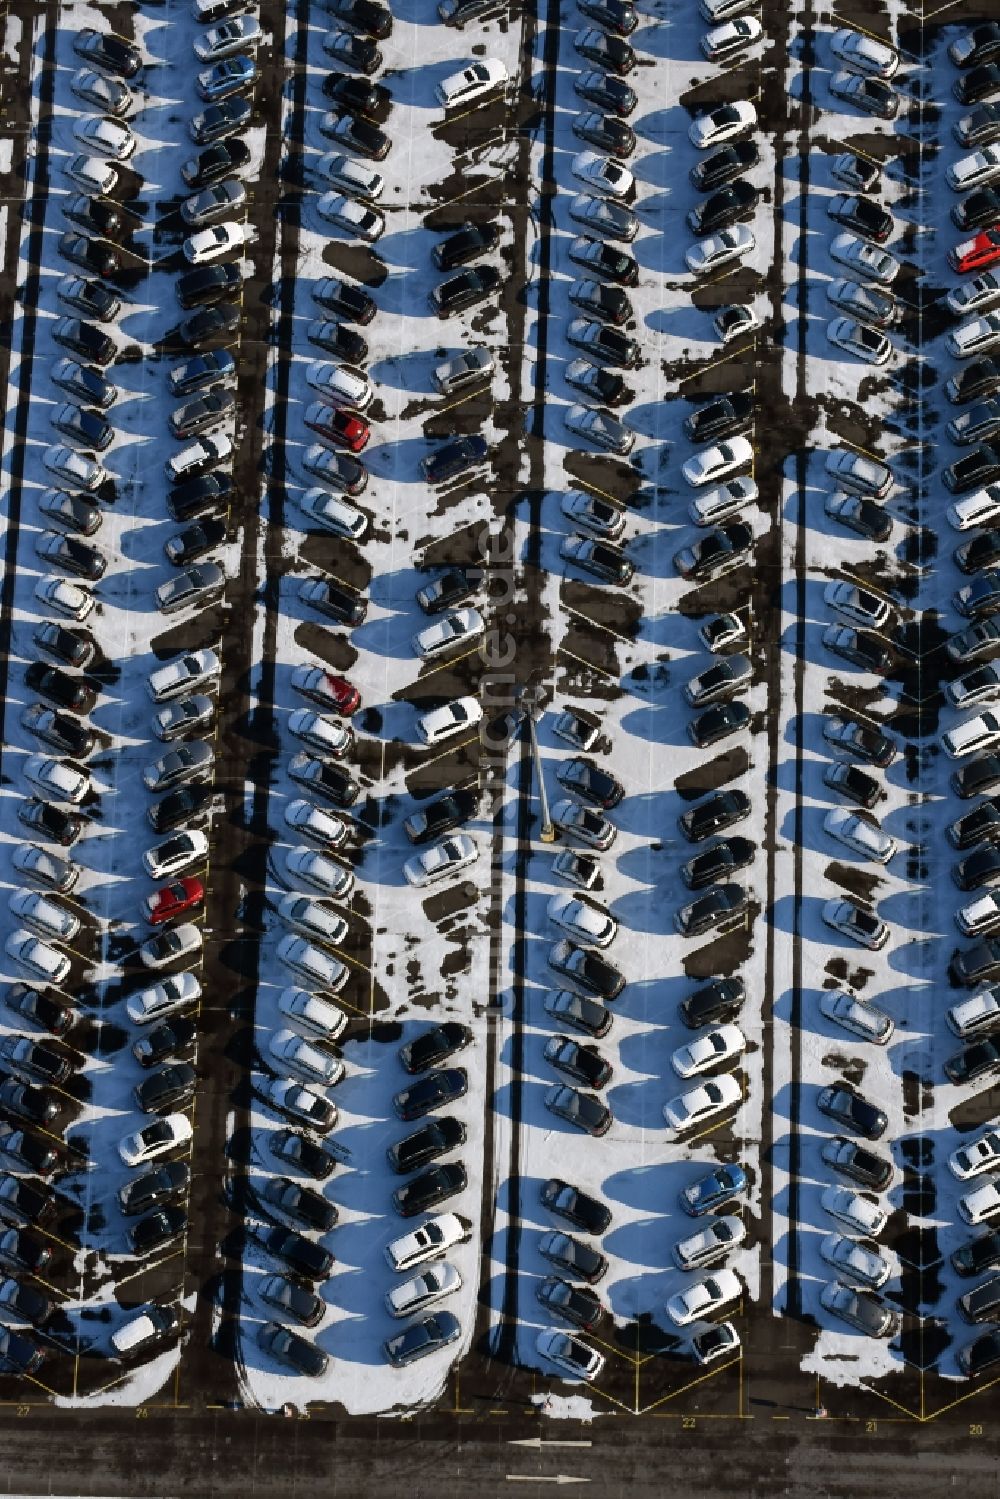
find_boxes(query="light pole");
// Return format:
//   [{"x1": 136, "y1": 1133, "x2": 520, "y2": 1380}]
[{"x1": 517, "y1": 685, "x2": 557, "y2": 844}]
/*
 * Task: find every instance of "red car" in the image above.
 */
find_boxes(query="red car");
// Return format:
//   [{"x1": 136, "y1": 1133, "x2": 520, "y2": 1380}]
[
  {"x1": 145, "y1": 877, "x2": 204, "y2": 925},
  {"x1": 950, "y1": 228, "x2": 1000, "y2": 273},
  {"x1": 292, "y1": 665, "x2": 361, "y2": 716},
  {"x1": 304, "y1": 405, "x2": 370, "y2": 454}
]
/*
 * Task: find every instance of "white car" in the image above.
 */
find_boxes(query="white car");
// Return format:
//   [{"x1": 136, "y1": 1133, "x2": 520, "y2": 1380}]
[
  {"x1": 298, "y1": 487, "x2": 368, "y2": 540},
  {"x1": 829, "y1": 27, "x2": 898, "y2": 79},
  {"x1": 194, "y1": 16, "x2": 262, "y2": 61},
  {"x1": 701, "y1": 16, "x2": 762, "y2": 61},
  {"x1": 947, "y1": 988, "x2": 1000, "y2": 1039},
  {"x1": 72, "y1": 114, "x2": 136, "y2": 160},
  {"x1": 5, "y1": 930, "x2": 70, "y2": 986},
  {"x1": 824, "y1": 581, "x2": 892, "y2": 630},
  {"x1": 948, "y1": 146, "x2": 1000, "y2": 193},
  {"x1": 148, "y1": 649, "x2": 221, "y2": 703},
  {"x1": 820, "y1": 1233, "x2": 891, "y2": 1290},
  {"x1": 948, "y1": 312, "x2": 1000, "y2": 359},
  {"x1": 119, "y1": 1113, "x2": 193, "y2": 1168},
  {"x1": 278, "y1": 987, "x2": 347, "y2": 1043},
  {"x1": 277, "y1": 934, "x2": 348, "y2": 992},
  {"x1": 268, "y1": 1029, "x2": 343, "y2": 1087},
  {"x1": 663, "y1": 1073, "x2": 742, "y2": 1133},
  {"x1": 685, "y1": 223, "x2": 756, "y2": 276},
  {"x1": 819, "y1": 987, "x2": 894, "y2": 1044},
  {"x1": 550, "y1": 800, "x2": 616, "y2": 850},
  {"x1": 385, "y1": 1212, "x2": 467, "y2": 1272},
  {"x1": 830, "y1": 233, "x2": 900, "y2": 285},
  {"x1": 284, "y1": 798, "x2": 349, "y2": 850},
  {"x1": 415, "y1": 696, "x2": 483, "y2": 747},
  {"x1": 674, "y1": 1215, "x2": 747, "y2": 1271},
  {"x1": 823, "y1": 807, "x2": 896, "y2": 863},
  {"x1": 571, "y1": 150, "x2": 633, "y2": 199},
  {"x1": 688, "y1": 101, "x2": 757, "y2": 149},
  {"x1": 316, "y1": 193, "x2": 385, "y2": 243},
  {"x1": 821, "y1": 1185, "x2": 888, "y2": 1237},
  {"x1": 564, "y1": 404, "x2": 634, "y2": 456},
  {"x1": 561, "y1": 490, "x2": 626, "y2": 541},
  {"x1": 64, "y1": 155, "x2": 119, "y2": 195},
  {"x1": 821, "y1": 897, "x2": 888, "y2": 951},
  {"x1": 682, "y1": 436, "x2": 754, "y2": 488},
  {"x1": 713, "y1": 302, "x2": 760, "y2": 343},
  {"x1": 948, "y1": 662, "x2": 1000, "y2": 710},
  {"x1": 288, "y1": 709, "x2": 352, "y2": 760},
  {"x1": 126, "y1": 972, "x2": 201, "y2": 1026},
  {"x1": 546, "y1": 892, "x2": 617, "y2": 948},
  {"x1": 183, "y1": 221, "x2": 246, "y2": 264},
  {"x1": 825, "y1": 447, "x2": 893, "y2": 498},
  {"x1": 535, "y1": 1328, "x2": 605, "y2": 1382},
  {"x1": 143, "y1": 830, "x2": 210, "y2": 880},
  {"x1": 403, "y1": 834, "x2": 479, "y2": 888},
  {"x1": 412, "y1": 609, "x2": 485, "y2": 661},
  {"x1": 941, "y1": 708, "x2": 1000, "y2": 758},
  {"x1": 670, "y1": 1024, "x2": 747, "y2": 1079},
  {"x1": 947, "y1": 271, "x2": 1000, "y2": 317},
  {"x1": 436, "y1": 57, "x2": 508, "y2": 110},
  {"x1": 9, "y1": 889, "x2": 79, "y2": 944},
  {"x1": 666, "y1": 1268, "x2": 742, "y2": 1327},
  {"x1": 314, "y1": 153, "x2": 385, "y2": 201},
  {"x1": 385, "y1": 1262, "x2": 462, "y2": 1318},
  {"x1": 956, "y1": 890, "x2": 1000, "y2": 938},
  {"x1": 304, "y1": 362, "x2": 373, "y2": 411},
  {"x1": 279, "y1": 893, "x2": 350, "y2": 946},
  {"x1": 12, "y1": 846, "x2": 78, "y2": 895},
  {"x1": 959, "y1": 1180, "x2": 1000, "y2": 1225},
  {"x1": 139, "y1": 922, "x2": 203, "y2": 970},
  {"x1": 826, "y1": 316, "x2": 892, "y2": 366},
  {"x1": 949, "y1": 1131, "x2": 1000, "y2": 1180},
  {"x1": 34, "y1": 575, "x2": 94, "y2": 622},
  {"x1": 43, "y1": 445, "x2": 107, "y2": 493},
  {"x1": 23, "y1": 755, "x2": 89, "y2": 806}
]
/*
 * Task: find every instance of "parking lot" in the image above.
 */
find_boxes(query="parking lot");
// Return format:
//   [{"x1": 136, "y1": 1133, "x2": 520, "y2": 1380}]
[{"x1": 6, "y1": 0, "x2": 1000, "y2": 1485}]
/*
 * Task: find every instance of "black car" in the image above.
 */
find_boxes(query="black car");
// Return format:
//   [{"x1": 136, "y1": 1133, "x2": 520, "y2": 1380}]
[
  {"x1": 52, "y1": 317, "x2": 115, "y2": 368},
  {"x1": 432, "y1": 221, "x2": 501, "y2": 272},
  {"x1": 824, "y1": 716, "x2": 896, "y2": 768},
  {"x1": 944, "y1": 442, "x2": 1000, "y2": 494},
  {"x1": 566, "y1": 364, "x2": 625, "y2": 406},
  {"x1": 545, "y1": 1036, "x2": 612, "y2": 1090},
  {"x1": 421, "y1": 435, "x2": 489, "y2": 484},
  {"x1": 261, "y1": 1176, "x2": 338, "y2": 1234},
  {"x1": 386, "y1": 1116, "x2": 466, "y2": 1174},
  {"x1": 18, "y1": 800, "x2": 82, "y2": 848},
  {"x1": 291, "y1": 758, "x2": 359, "y2": 808},
  {"x1": 554, "y1": 757, "x2": 623, "y2": 809},
  {"x1": 535, "y1": 1276, "x2": 603, "y2": 1332},
  {"x1": 954, "y1": 186, "x2": 1000, "y2": 232},
  {"x1": 681, "y1": 975, "x2": 747, "y2": 1031},
  {"x1": 688, "y1": 700, "x2": 751, "y2": 749},
  {"x1": 258, "y1": 1320, "x2": 328, "y2": 1378},
  {"x1": 953, "y1": 938, "x2": 1000, "y2": 989},
  {"x1": 6, "y1": 985, "x2": 74, "y2": 1038},
  {"x1": 254, "y1": 1224, "x2": 334, "y2": 1280},
  {"x1": 948, "y1": 357, "x2": 1000, "y2": 405},
  {"x1": 403, "y1": 788, "x2": 478, "y2": 844},
  {"x1": 567, "y1": 237, "x2": 639, "y2": 286},
  {"x1": 118, "y1": 1162, "x2": 190, "y2": 1217},
  {"x1": 688, "y1": 179, "x2": 757, "y2": 237},
  {"x1": 63, "y1": 196, "x2": 124, "y2": 240},
  {"x1": 681, "y1": 836, "x2": 755, "y2": 892},
  {"x1": 684, "y1": 391, "x2": 753, "y2": 444},
  {"x1": 540, "y1": 1178, "x2": 611, "y2": 1235},
  {"x1": 0, "y1": 1176, "x2": 51, "y2": 1229},
  {"x1": 956, "y1": 846, "x2": 1000, "y2": 898},
  {"x1": 38, "y1": 485, "x2": 103, "y2": 536},
  {"x1": 321, "y1": 72, "x2": 388, "y2": 115},
  {"x1": 324, "y1": 31, "x2": 382, "y2": 72},
  {"x1": 300, "y1": 578, "x2": 367, "y2": 627},
  {"x1": 181, "y1": 139, "x2": 252, "y2": 191},
  {"x1": 956, "y1": 63, "x2": 1000, "y2": 106},
  {"x1": 0, "y1": 1038, "x2": 73, "y2": 1089},
  {"x1": 22, "y1": 705, "x2": 95, "y2": 761},
  {"x1": 538, "y1": 1230, "x2": 608, "y2": 1283},
  {"x1": 0, "y1": 1078, "x2": 58, "y2": 1130},
  {"x1": 568, "y1": 279, "x2": 632, "y2": 325},
  {"x1": 313, "y1": 277, "x2": 377, "y2": 325},
  {"x1": 57, "y1": 227, "x2": 117, "y2": 284},
  {"x1": 0, "y1": 1228, "x2": 51, "y2": 1275},
  {"x1": 167, "y1": 472, "x2": 232, "y2": 524},
  {"x1": 50, "y1": 402, "x2": 114, "y2": 452},
  {"x1": 36, "y1": 531, "x2": 106, "y2": 581},
  {"x1": 953, "y1": 22, "x2": 1000, "y2": 69},
  {"x1": 950, "y1": 798, "x2": 1000, "y2": 852},
  {"x1": 673, "y1": 521, "x2": 754, "y2": 581},
  {"x1": 73, "y1": 27, "x2": 141, "y2": 78},
  {"x1": 134, "y1": 1063, "x2": 197, "y2": 1114},
  {"x1": 957, "y1": 103, "x2": 1000, "y2": 148},
  {"x1": 575, "y1": 30, "x2": 634, "y2": 73},
  {"x1": 548, "y1": 943, "x2": 625, "y2": 1000},
  {"x1": 429, "y1": 266, "x2": 502, "y2": 317},
  {"x1": 260, "y1": 1273, "x2": 324, "y2": 1327},
  {"x1": 690, "y1": 140, "x2": 759, "y2": 194},
  {"x1": 270, "y1": 1128, "x2": 340, "y2": 1181},
  {"x1": 132, "y1": 1015, "x2": 197, "y2": 1069},
  {"x1": 57, "y1": 277, "x2": 121, "y2": 322},
  {"x1": 165, "y1": 518, "x2": 228, "y2": 568},
  {"x1": 176, "y1": 264, "x2": 243, "y2": 311},
  {"x1": 391, "y1": 1161, "x2": 467, "y2": 1217},
  {"x1": 0, "y1": 1329, "x2": 44, "y2": 1378},
  {"x1": 566, "y1": 319, "x2": 639, "y2": 367},
  {"x1": 823, "y1": 762, "x2": 882, "y2": 809},
  {"x1": 544, "y1": 988, "x2": 612, "y2": 1039},
  {"x1": 946, "y1": 1037, "x2": 1000, "y2": 1084},
  {"x1": 170, "y1": 392, "x2": 236, "y2": 441},
  {"x1": 572, "y1": 111, "x2": 636, "y2": 156},
  {"x1": 577, "y1": 0, "x2": 636, "y2": 33},
  {"x1": 953, "y1": 1228, "x2": 1000, "y2": 1276},
  {"x1": 573, "y1": 70, "x2": 636, "y2": 117},
  {"x1": 178, "y1": 301, "x2": 242, "y2": 347},
  {"x1": 679, "y1": 789, "x2": 752, "y2": 844},
  {"x1": 825, "y1": 628, "x2": 893, "y2": 676},
  {"x1": 957, "y1": 532, "x2": 1000, "y2": 576},
  {"x1": 955, "y1": 754, "x2": 1000, "y2": 802},
  {"x1": 817, "y1": 1084, "x2": 887, "y2": 1140},
  {"x1": 834, "y1": 74, "x2": 898, "y2": 118},
  {"x1": 326, "y1": 0, "x2": 393, "y2": 38},
  {"x1": 0, "y1": 1278, "x2": 50, "y2": 1327},
  {"x1": 828, "y1": 194, "x2": 894, "y2": 244},
  {"x1": 128, "y1": 1204, "x2": 188, "y2": 1256},
  {"x1": 822, "y1": 1135, "x2": 893, "y2": 1191},
  {"x1": 307, "y1": 319, "x2": 369, "y2": 364},
  {"x1": 321, "y1": 112, "x2": 390, "y2": 160},
  {"x1": 392, "y1": 1067, "x2": 468, "y2": 1121},
  {"x1": 399, "y1": 1023, "x2": 471, "y2": 1075},
  {"x1": 147, "y1": 783, "x2": 213, "y2": 834},
  {"x1": 959, "y1": 1329, "x2": 1000, "y2": 1375}
]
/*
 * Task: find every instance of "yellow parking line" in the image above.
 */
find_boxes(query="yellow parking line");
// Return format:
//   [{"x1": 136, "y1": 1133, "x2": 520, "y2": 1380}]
[
  {"x1": 677, "y1": 344, "x2": 754, "y2": 386},
  {"x1": 563, "y1": 604, "x2": 634, "y2": 647},
  {"x1": 113, "y1": 1245, "x2": 185, "y2": 1291},
  {"x1": 417, "y1": 643, "x2": 484, "y2": 680},
  {"x1": 432, "y1": 386, "x2": 490, "y2": 418},
  {"x1": 329, "y1": 946, "x2": 371, "y2": 975},
  {"x1": 418, "y1": 732, "x2": 480, "y2": 771},
  {"x1": 572, "y1": 476, "x2": 624, "y2": 509},
  {"x1": 556, "y1": 644, "x2": 614, "y2": 679},
  {"x1": 836, "y1": 435, "x2": 885, "y2": 466}
]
